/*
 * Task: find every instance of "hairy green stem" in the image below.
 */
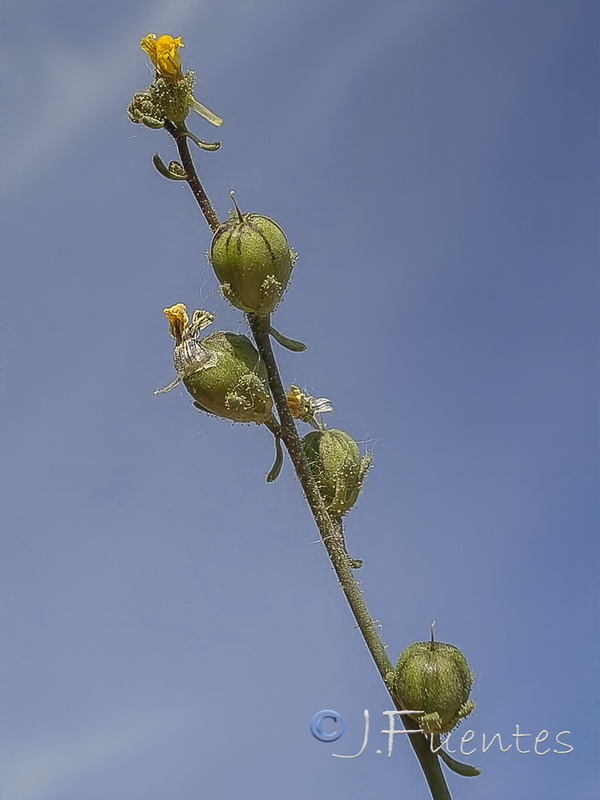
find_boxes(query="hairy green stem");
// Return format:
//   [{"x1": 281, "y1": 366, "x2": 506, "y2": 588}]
[
  {"x1": 248, "y1": 313, "x2": 452, "y2": 800},
  {"x1": 248, "y1": 313, "x2": 391, "y2": 667},
  {"x1": 165, "y1": 120, "x2": 220, "y2": 231},
  {"x1": 166, "y1": 124, "x2": 452, "y2": 800}
]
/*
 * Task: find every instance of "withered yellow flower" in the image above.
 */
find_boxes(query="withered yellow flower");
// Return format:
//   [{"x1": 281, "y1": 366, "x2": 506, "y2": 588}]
[
  {"x1": 141, "y1": 34, "x2": 184, "y2": 83},
  {"x1": 163, "y1": 303, "x2": 189, "y2": 344},
  {"x1": 155, "y1": 303, "x2": 217, "y2": 395},
  {"x1": 286, "y1": 385, "x2": 333, "y2": 430}
]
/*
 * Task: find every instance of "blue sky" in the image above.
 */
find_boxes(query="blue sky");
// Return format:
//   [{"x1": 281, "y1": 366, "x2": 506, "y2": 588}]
[{"x1": 1, "y1": 1, "x2": 598, "y2": 799}]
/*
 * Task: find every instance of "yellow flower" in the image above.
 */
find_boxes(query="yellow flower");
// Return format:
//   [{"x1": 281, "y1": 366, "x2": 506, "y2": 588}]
[
  {"x1": 286, "y1": 385, "x2": 334, "y2": 430},
  {"x1": 163, "y1": 303, "x2": 189, "y2": 344},
  {"x1": 141, "y1": 34, "x2": 184, "y2": 83}
]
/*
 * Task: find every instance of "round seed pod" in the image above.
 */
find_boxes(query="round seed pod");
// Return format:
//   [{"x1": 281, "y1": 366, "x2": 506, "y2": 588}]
[
  {"x1": 301, "y1": 429, "x2": 371, "y2": 517},
  {"x1": 183, "y1": 331, "x2": 273, "y2": 424},
  {"x1": 209, "y1": 203, "x2": 294, "y2": 314},
  {"x1": 391, "y1": 640, "x2": 475, "y2": 735}
]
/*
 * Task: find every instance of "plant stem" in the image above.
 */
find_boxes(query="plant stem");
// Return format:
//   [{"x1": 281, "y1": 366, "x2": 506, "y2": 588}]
[
  {"x1": 246, "y1": 314, "x2": 392, "y2": 664},
  {"x1": 166, "y1": 125, "x2": 453, "y2": 800},
  {"x1": 165, "y1": 120, "x2": 220, "y2": 232},
  {"x1": 247, "y1": 314, "x2": 390, "y2": 668},
  {"x1": 248, "y1": 313, "x2": 452, "y2": 800}
]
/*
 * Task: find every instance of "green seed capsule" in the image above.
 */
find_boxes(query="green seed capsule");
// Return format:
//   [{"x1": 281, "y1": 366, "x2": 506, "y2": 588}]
[
  {"x1": 183, "y1": 331, "x2": 273, "y2": 424},
  {"x1": 209, "y1": 196, "x2": 294, "y2": 314},
  {"x1": 389, "y1": 638, "x2": 476, "y2": 735},
  {"x1": 301, "y1": 429, "x2": 371, "y2": 517}
]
